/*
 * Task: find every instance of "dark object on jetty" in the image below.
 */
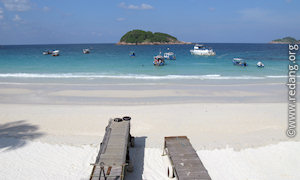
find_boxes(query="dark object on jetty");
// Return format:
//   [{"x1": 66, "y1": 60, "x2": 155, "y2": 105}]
[
  {"x1": 90, "y1": 116, "x2": 134, "y2": 180},
  {"x1": 162, "y1": 136, "x2": 211, "y2": 180}
]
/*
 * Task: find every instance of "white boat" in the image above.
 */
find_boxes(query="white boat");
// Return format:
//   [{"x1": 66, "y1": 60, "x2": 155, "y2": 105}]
[
  {"x1": 233, "y1": 58, "x2": 247, "y2": 66},
  {"x1": 164, "y1": 48, "x2": 176, "y2": 60},
  {"x1": 43, "y1": 50, "x2": 52, "y2": 55},
  {"x1": 190, "y1": 44, "x2": 216, "y2": 56},
  {"x1": 83, "y1": 48, "x2": 90, "y2": 54},
  {"x1": 52, "y1": 50, "x2": 60, "y2": 56},
  {"x1": 257, "y1": 61, "x2": 264, "y2": 67},
  {"x1": 164, "y1": 52, "x2": 176, "y2": 60}
]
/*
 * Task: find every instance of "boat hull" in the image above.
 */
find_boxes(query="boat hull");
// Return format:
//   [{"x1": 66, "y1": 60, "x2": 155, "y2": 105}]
[
  {"x1": 190, "y1": 50, "x2": 216, "y2": 56},
  {"x1": 233, "y1": 61, "x2": 247, "y2": 66},
  {"x1": 164, "y1": 56, "x2": 176, "y2": 60},
  {"x1": 153, "y1": 61, "x2": 165, "y2": 66}
]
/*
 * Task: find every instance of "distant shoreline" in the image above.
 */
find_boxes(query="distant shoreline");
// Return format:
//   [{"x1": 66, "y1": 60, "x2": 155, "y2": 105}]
[
  {"x1": 269, "y1": 41, "x2": 300, "y2": 44},
  {"x1": 116, "y1": 41, "x2": 192, "y2": 45},
  {"x1": 269, "y1": 37, "x2": 300, "y2": 44},
  {"x1": 1, "y1": 42, "x2": 291, "y2": 46}
]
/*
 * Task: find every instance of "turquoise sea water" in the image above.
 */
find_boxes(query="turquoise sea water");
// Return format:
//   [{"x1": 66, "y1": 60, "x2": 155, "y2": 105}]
[{"x1": 0, "y1": 43, "x2": 296, "y2": 80}]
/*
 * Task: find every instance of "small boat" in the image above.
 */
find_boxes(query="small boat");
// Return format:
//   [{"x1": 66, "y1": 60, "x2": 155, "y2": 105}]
[
  {"x1": 153, "y1": 54, "x2": 165, "y2": 66},
  {"x1": 83, "y1": 48, "x2": 90, "y2": 54},
  {"x1": 257, "y1": 61, "x2": 264, "y2": 67},
  {"x1": 164, "y1": 48, "x2": 176, "y2": 60},
  {"x1": 129, "y1": 51, "x2": 136, "y2": 57},
  {"x1": 233, "y1": 58, "x2": 247, "y2": 66},
  {"x1": 43, "y1": 50, "x2": 52, "y2": 55},
  {"x1": 190, "y1": 44, "x2": 216, "y2": 56},
  {"x1": 164, "y1": 52, "x2": 176, "y2": 60},
  {"x1": 52, "y1": 50, "x2": 60, "y2": 56}
]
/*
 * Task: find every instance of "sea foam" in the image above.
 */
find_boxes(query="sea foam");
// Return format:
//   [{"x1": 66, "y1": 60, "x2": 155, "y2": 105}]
[{"x1": 0, "y1": 73, "x2": 291, "y2": 80}]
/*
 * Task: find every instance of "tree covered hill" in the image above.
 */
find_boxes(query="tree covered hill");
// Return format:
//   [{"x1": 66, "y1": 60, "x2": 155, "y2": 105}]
[
  {"x1": 117, "y1": 30, "x2": 190, "y2": 45},
  {"x1": 270, "y1": 37, "x2": 300, "y2": 44}
]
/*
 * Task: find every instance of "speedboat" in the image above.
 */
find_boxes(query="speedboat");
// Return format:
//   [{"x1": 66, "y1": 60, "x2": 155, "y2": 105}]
[
  {"x1": 83, "y1": 49, "x2": 90, "y2": 54},
  {"x1": 233, "y1": 58, "x2": 247, "y2": 66},
  {"x1": 43, "y1": 50, "x2": 52, "y2": 55},
  {"x1": 164, "y1": 52, "x2": 176, "y2": 60},
  {"x1": 52, "y1": 50, "x2": 60, "y2": 56},
  {"x1": 153, "y1": 55, "x2": 165, "y2": 66},
  {"x1": 257, "y1": 61, "x2": 264, "y2": 67},
  {"x1": 190, "y1": 44, "x2": 216, "y2": 56}
]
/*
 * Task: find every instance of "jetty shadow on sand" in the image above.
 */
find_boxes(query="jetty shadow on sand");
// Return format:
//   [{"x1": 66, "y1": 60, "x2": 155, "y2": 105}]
[
  {"x1": 125, "y1": 136, "x2": 147, "y2": 180},
  {"x1": 0, "y1": 120, "x2": 44, "y2": 151}
]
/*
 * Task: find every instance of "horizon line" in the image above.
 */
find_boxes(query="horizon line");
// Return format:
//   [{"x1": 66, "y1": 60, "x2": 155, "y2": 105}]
[{"x1": 0, "y1": 42, "x2": 277, "y2": 46}]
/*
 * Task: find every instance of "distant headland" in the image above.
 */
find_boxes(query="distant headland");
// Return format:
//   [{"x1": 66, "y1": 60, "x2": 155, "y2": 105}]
[
  {"x1": 117, "y1": 29, "x2": 191, "y2": 45},
  {"x1": 269, "y1": 37, "x2": 300, "y2": 44}
]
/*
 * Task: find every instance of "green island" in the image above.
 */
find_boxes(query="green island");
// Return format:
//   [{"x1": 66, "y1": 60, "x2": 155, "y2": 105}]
[
  {"x1": 270, "y1": 37, "x2": 300, "y2": 44},
  {"x1": 117, "y1": 29, "x2": 191, "y2": 45}
]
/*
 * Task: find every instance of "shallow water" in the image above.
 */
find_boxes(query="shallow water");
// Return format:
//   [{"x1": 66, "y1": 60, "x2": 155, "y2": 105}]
[{"x1": 0, "y1": 43, "x2": 294, "y2": 81}]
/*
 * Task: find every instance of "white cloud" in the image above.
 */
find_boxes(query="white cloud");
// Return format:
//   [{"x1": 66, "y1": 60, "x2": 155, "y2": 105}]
[
  {"x1": 0, "y1": 7, "x2": 4, "y2": 19},
  {"x1": 116, "y1": 17, "x2": 125, "y2": 21},
  {"x1": 13, "y1": 14, "x2": 21, "y2": 21},
  {"x1": 1, "y1": 0, "x2": 31, "y2": 11},
  {"x1": 119, "y1": 2, "x2": 153, "y2": 10},
  {"x1": 140, "y1": 4, "x2": 153, "y2": 10},
  {"x1": 42, "y1": 6, "x2": 50, "y2": 12}
]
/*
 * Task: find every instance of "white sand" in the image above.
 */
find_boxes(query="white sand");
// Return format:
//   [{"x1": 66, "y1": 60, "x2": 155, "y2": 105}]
[
  {"x1": 0, "y1": 103, "x2": 298, "y2": 148},
  {"x1": 0, "y1": 138, "x2": 97, "y2": 180},
  {"x1": 0, "y1": 81, "x2": 299, "y2": 179},
  {"x1": 0, "y1": 139, "x2": 299, "y2": 180},
  {"x1": 199, "y1": 141, "x2": 300, "y2": 180}
]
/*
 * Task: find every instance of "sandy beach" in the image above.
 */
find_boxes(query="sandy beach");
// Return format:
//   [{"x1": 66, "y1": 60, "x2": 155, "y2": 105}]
[
  {"x1": 0, "y1": 0, "x2": 299, "y2": 178},
  {"x1": 0, "y1": 79, "x2": 299, "y2": 180}
]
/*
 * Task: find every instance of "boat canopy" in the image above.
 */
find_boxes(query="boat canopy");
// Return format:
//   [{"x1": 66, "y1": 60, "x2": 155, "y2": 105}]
[
  {"x1": 194, "y1": 44, "x2": 206, "y2": 50},
  {"x1": 155, "y1": 55, "x2": 164, "y2": 59},
  {"x1": 233, "y1": 58, "x2": 244, "y2": 62},
  {"x1": 164, "y1": 52, "x2": 174, "y2": 55}
]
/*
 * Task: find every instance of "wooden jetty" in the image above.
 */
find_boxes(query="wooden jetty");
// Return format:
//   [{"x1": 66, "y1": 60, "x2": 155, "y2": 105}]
[
  {"x1": 90, "y1": 116, "x2": 134, "y2": 180},
  {"x1": 163, "y1": 136, "x2": 211, "y2": 180}
]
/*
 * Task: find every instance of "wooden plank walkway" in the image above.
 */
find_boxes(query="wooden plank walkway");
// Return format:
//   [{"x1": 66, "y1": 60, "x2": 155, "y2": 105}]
[
  {"x1": 164, "y1": 136, "x2": 211, "y2": 180},
  {"x1": 90, "y1": 117, "x2": 132, "y2": 180}
]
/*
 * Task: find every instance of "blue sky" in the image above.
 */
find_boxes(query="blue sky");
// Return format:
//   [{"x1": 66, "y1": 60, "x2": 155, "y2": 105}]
[{"x1": 0, "y1": 0, "x2": 299, "y2": 44}]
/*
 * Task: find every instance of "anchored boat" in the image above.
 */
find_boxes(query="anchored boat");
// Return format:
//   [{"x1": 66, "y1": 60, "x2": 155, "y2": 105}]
[
  {"x1": 164, "y1": 52, "x2": 176, "y2": 60},
  {"x1": 233, "y1": 58, "x2": 247, "y2": 66},
  {"x1": 52, "y1": 50, "x2": 60, "y2": 56},
  {"x1": 257, "y1": 61, "x2": 264, "y2": 67},
  {"x1": 153, "y1": 54, "x2": 165, "y2": 66},
  {"x1": 42, "y1": 50, "x2": 52, "y2": 55},
  {"x1": 190, "y1": 44, "x2": 216, "y2": 56},
  {"x1": 83, "y1": 48, "x2": 90, "y2": 54},
  {"x1": 129, "y1": 51, "x2": 136, "y2": 57},
  {"x1": 164, "y1": 48, "x2": 176, "y2": 60}
]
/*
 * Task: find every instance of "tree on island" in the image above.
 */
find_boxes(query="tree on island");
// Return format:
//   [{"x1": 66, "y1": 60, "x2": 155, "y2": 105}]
[
  {"x1": 118, "y1": 29, "x2": 190, "y2": 45},
  {"x1": 271, "y1": 37, "x2": 300, "y2": 44}
]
